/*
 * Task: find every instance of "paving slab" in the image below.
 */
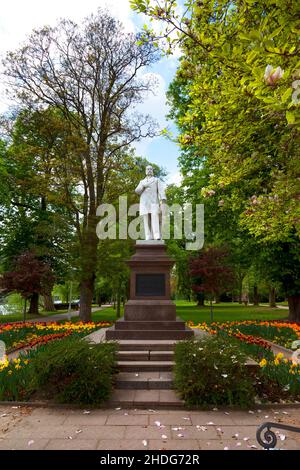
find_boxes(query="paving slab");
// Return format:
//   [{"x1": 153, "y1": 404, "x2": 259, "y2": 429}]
[
  {"x1": 97, "y1": 439, "x2": 149, "y2": 450},
  {"x1": 0, "y1": 437, "x2": 50, "y2": 450},
  {"x1": 149, "y1": 413, "x2": 193, "y2": 426},
  {"x1": 171, "y1": 426, "x2": 220, "y2": 440},
  {"x1": 149, "y1": 439, "x2": 200, "y2": 450},
  {"x1": 124, "y1": 425, "x2": 172, "y2": 440},
  {"x1": 0, "y1": 405, "x2": 299, "y2": 450},
  {"x1": 45, "y1": 439, "x2": 98, "y2": 450},
  {"x1": 105, "y1": 414, "x2": 149, "y2": 426}
]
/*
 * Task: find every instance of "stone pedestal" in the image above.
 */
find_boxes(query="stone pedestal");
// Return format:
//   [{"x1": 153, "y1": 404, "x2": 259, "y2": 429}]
[{"x1": 106, "y1": 242, "x2": 194, "y2": 340}]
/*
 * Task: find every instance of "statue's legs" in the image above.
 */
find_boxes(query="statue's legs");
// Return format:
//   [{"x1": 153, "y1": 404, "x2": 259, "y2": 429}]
[
  {"x1": 143, "y1": 214, "x2": 152, "y2": 240},
  {"x1": 151, "y1": 212, "x2": 161, "y2": 240},
  {"x1": 143, "y1": 213, "x2": 161, "y2": 240}
]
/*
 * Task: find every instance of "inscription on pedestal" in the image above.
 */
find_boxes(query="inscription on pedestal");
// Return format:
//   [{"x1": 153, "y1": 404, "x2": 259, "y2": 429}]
[{"x1": 136, "y1": 273, "x2": 166, "y2": 297}]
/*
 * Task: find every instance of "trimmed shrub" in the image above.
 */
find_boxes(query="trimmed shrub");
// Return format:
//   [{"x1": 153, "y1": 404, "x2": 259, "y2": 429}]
[
  {"x1": 174, "y1": 336, "x2": 256, "y2": 408},
  {"x1": 30, "y1": 337, "x2": 118, "y2": 405}
]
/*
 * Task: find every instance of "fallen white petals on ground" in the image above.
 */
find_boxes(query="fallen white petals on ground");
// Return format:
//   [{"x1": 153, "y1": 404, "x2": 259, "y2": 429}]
[
  {"x1": 83, "y1": 410, "x2": 91, "y2": 414},
  {"x1": 206, "y1": 422, "x2": 215, "y2": 425},
  {"x1": 196, "y1": 426, "x2": 207, "y2": 431},
  {"x1": 142, "y1": 440, "x2": 147, "y2": 447},
  {"x1": 28, "y1": 440, "x2": 34, "y2": 446}
]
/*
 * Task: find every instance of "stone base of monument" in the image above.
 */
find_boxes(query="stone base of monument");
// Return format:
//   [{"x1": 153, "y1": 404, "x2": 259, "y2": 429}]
[{"x1": 105, "y1": 243, "x2": 194, "y2": 341}]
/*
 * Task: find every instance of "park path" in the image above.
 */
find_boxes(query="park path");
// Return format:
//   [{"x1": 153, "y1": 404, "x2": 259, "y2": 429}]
[
  {"x1": 0, "y1": 404, "x2": 299, "y2": 450},
  {"x1": 27, "y1": 304, "x2": 111, "y2": 324},
  {"x1": 7, "y1": 305, "x2": 111, "y2": 362}
]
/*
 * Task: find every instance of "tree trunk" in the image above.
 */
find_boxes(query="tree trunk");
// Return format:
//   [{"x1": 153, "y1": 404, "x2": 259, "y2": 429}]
[
  {"x1": 43, "y1": 293, "x2": 56, "y2": 311},
  {"x1": 28, "y1": 293, "x2": 39, "y2": 316},
  {"x1": 253, "y1": 285, "x2": 259, "y2": 306},
  {"x1": 288, "y1": 295, "x2": 300, "y2": 322},
  {"x1": 196, "y1": 292, "x2": 205, "y2": 307},
  {"x1": 238, "y1": 282, "x2": 243, "y2": 304},
  {"x1": 79, "y1": 278, "x2": 95, "y2": 322},
  {"x1": 269, "y1": 287, "x2": 276, "y2": 308},
  {"x1": 210, "y1": 299, "x2": 213, "y2": 322},
  {"x1": 79, "y1": 217, "x2": 98, "y2": 322},
  {"x1": 116, "y1": 281, "x2": 121, "y2": 319}
]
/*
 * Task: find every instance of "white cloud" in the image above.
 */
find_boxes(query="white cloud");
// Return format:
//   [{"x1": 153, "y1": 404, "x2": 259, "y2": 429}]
[
  {"x1": 167, "y1": 171, "x2": 182, "y2": 186},
  {"x1": 0, "y1": 0, "x2": 135, "y2": 112},
  {"x1": 0, "y1": 0, "x2": 134, "y2": 55},
  {"x1": 133, "y1": 71, "x2": 170, "y2": 158}
]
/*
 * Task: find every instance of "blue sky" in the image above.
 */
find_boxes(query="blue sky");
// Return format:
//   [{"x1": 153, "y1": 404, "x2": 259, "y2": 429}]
[{"x1": 0, "y1": 0, "x2": 182, "y2": 184}]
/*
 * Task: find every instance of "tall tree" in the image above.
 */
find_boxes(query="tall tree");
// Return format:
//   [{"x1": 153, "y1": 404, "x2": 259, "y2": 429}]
[
  {"x1": 3, "y1": 10, "x2": 159, "y2": 320},
  {"x1": 189, "y1": 246, "x2": 234, "y2": 320},
  {"x1": 0, "y1": 109, "x2": 78, "y2": 311},
  {"x1": 0, "y1": 251, "x2": 54, "y2": 316},
  {"x1": 132, "y1": 0, "x2": 300, "y2": 319}
]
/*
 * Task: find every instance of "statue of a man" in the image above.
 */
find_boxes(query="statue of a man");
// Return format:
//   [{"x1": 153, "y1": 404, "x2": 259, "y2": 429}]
[{"x1": 135, "y1": 165, "x2": 166, "y2": 240}]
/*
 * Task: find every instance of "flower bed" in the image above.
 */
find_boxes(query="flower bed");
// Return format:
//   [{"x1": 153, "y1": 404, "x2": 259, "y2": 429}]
[
  {"x1": 187, "y1": 320, "x2": 300, "y2": 349},
  {"x1": 0, "y1": 337, "x2": 118, "y2": 404},
  {"x1": 0, "y1": 321, "x2": 112, "y2": 352},
  {"x1": 187, "y1": 320, "x2": 300, "y2": 403}
]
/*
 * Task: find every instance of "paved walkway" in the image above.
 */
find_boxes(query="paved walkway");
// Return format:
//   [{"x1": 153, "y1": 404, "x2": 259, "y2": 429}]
[
  {"x1": 0, "y1": 405, "x2": 299, "y2": 450},
  {"x1": 27, "y1": 305, "x2": 111, "y2": 323}
]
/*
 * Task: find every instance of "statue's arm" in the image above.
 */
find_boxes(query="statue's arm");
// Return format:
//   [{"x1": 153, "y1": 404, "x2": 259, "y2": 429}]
[
  {"x1": 157, "y1": 179, "x2": 167, "y2": 202},
  {"x1": 135, "y1": 181, "x2": 145, "y2": 195}
]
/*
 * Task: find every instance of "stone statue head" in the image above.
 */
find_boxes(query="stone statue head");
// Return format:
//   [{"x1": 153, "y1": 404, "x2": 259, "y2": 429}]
[{"x1": 146, "y1": 165, "x2": 154, "y2": 177}]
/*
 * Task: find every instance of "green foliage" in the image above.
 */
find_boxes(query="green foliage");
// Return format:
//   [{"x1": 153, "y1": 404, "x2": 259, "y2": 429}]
[
  {"x1": 132, "y1": 0, "x2": 300, "y2": 242},
  {"x1": 0, "y1": 356, "x2": 36, "y2": 401},
  {"x1": 30, "y1": 337, "x2": 118, "y2": 405},
  {"x1": 174, "y1": 335, "x2": 256, "y2": 407}
]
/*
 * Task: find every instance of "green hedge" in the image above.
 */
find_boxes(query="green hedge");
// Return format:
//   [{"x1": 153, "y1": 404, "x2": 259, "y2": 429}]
[
  {"x1": 0, "y1": 337, "x2": 118, "y2": 405},
  {"x1": 174, "y1": 336, "x2": 256, "y2": 408},
  {"x1": 31, "y1": 337, "x2": 118, "y2": 404}
]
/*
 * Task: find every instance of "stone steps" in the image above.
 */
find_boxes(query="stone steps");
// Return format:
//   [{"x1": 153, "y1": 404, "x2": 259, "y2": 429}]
[
  {"x1": 117, "y1": 360, "x2": 174, "y2": 372},
  {"x1": 117, "y1": 340, "x2": 178, "y2": 351},
  {"x1": 106, "y1": 327, "x2": 193, "y2": 340},
  {"x1": 114, "y1": 318, "x2": 186, "y2": 330},
  {"x1": 107, "y1": 389, "x2": 184, "y2": 408},
  {"x1": 117, "y1": 350, "x2": 174, "y2": 361},
  {"x1": 115, "y1": 372, "x2": 173, "y2": 390}
]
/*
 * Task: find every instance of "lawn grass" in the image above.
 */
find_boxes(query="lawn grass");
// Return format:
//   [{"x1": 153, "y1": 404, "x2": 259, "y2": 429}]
[
  {"x1": 66, "y1": 301, "x2": 289, "y2": 324},
  {"x1": 0, "y1": 309, "x2": 70, "y2": 324},
  {"x1": 1, "y1": 301, "x2": 289, "y2": 325},
  {"x1": 175, "y1": 301, "x2": 288, "y2": 323}
]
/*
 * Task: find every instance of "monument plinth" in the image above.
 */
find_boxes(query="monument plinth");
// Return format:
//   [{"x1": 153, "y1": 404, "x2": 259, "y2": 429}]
[{"x1": 106, "y1": 242, "x2": 193, "y2": 340}]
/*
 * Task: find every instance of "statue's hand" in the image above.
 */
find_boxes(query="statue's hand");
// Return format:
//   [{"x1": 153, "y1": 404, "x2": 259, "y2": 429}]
[{"x1": 160, "y1": 200, "x2": 168, "y2": 216}]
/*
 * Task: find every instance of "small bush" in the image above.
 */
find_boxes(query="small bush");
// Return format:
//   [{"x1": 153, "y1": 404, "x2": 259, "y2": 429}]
[
  {"x1": 30, "y1": 337, "x2": 118, "y2": 405},
  {"x1": 174, "y1": 336, "x2": 256, "y2": 408},
  {"x1": 0, "y1": 356, "x2": 36, "y2": 401}
]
